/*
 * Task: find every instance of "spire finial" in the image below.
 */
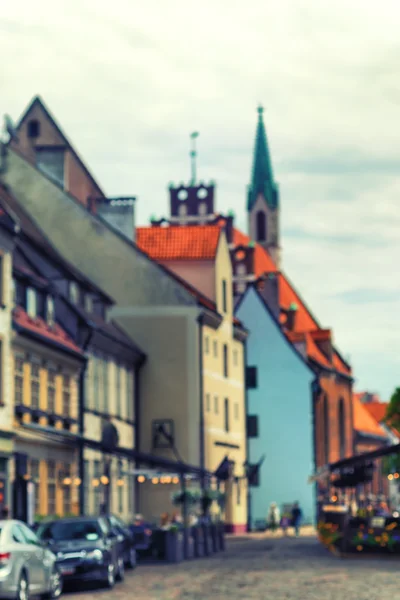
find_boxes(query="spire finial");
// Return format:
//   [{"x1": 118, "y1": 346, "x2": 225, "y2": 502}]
[
  {"x1": 257, "y1": 105, "x2": 264, "y2": 118},
  {"x1": 190, "y1": 132, "x2": 199, "y2": 185}
]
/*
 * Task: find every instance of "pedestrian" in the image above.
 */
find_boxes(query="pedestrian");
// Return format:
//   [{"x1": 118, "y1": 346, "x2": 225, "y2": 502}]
[
  {"x1": 267, "y1": 502, "x2": 280, "y2": 535},
  {"x1": 291, "y1": 502, "x2": 302, "y2": 537}
]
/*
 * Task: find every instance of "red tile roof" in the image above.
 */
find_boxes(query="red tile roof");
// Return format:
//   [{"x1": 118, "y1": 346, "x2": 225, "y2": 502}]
[
  {"x1": 13, "y1": 306, "x2": 83, "y2": 356},
  {"x1": 136, "y1": 225, "x2": 221, "y2": 260},
  {"x1": 353, "y1": 396, "x2": 388, "y2": 438},
  {"x1": 225, "y1": 221, "x2": 351, "y2": 376}
]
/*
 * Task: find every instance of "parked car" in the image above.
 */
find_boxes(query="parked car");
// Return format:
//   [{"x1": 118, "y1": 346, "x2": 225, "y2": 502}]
[
  {"x1": 0, "y1": 518, "x2": 62, "y2": 600},
  {"x1": 102, "y1": 515, "x2": 137, "y2": 569},
  {"x1": 36, "y1": 517, "x2": 123, "y2": 589}
]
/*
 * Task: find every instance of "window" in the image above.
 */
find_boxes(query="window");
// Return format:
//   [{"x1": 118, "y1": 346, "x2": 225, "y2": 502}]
[
  {"x1": 69, "y1": 282, "x2": 79, "y2": 304},
  {"x1": 85, "y1": 294, "x2": 93, "y2": 313},
  {"x1": 256, "y1": 210, "x2": 267, "y2": 241},
  {"x1": 84, "y1": 459, "x2": 90, "y2": 514},
  {"x1": 126, "y1": 370, "x2": 134, "y2": 421},
  {"x1": 12, "y1": 525, "x2": 25, "y2": 544},
  {"x1": 36, "y1": 148, "x2": 65, "y2": 186},
  {"x1": 47, "y1": 371, "x2": 56, "y2": 413},
  {"x1": 116, "y1": 365, "x2": 122, "y2": 416},
  {"x1": 47, "y1": 460, "x2": 56, "y2": 516},
  {"x1": 14, "y1": 356, "x2": 24, "y2": 405},
  {"x1": 234, "y1": 402, "x2": 239, "y2": 420},
  {"x1": 30, "y1": 459, "x2": 40, "y2": 515},
  {"x1": 236, "y1": 263, "x2": 246, "y2": 276},
  {"x1": 223, "y1": 344, "x2": 228, "y2": 378},
  {"x1": 224, "y1": 398, "x2": 229, "y2": 432},
  {"x1": 233, "y1": 349, "x2": 238, "y2": 366},
  {"x1": 338, "y1": 398, "x2": 346, "y2": 459},
  {"x1": 102, "y1": 360, "x2": 108, "y2": 413},
  {"x1": 93, "y1": 460, "x2": 102, "y2": 512},
  {"x1": 62, "y1": 374, "x2": 71, "y2": 417},
  {"x1": 0, "y1": 254, "x2": 4, "y2": 306},
  {"x1": 222, "y1": 280, "x2": 227, "y2": 313},
  {"x1": 323, "y1": 395, "x2": 329, "y2": 464},
  {"x1": 236, "y1": 480, "x2": 241, "y2": 505},
  {"x1": 27, "y1": 120, "x2": 40, "y2": 138},
  {"x1": 27, "y1": 288, "x2": 37, "y2": 318},
  {"x1": 93, "y1": 357, "x2": 100, "y2": 411},
  {"x1": 118, "y1": 481, "x2": 124, "y2": 514},
  {"x1": 204, "y1": 336, "x2": 209, "y2": 354},
  {"x1": 11, "y1": 279, "x2": 16, "y2": 306},
  {"x1": 46, "y1": 296, "x2": 55, "y2": 326},
  {"x1": 178, "y1": 204, "x2": 187, "y2": 217},
  {"x1": 214, "y1": 395, "x2": 219, "y2": 414},
  {"x1": 30, "y1": 364, "x2": 40, "y2": 409},
  {"x1": 205, "y1": 393, "x2": 210, "y2": 412},
  {"x1": 17, "y1": 523, "x2": 40, "y2": 546},
  {"x1": 213, "y1": 340, "x2": 218, "y2": 358},
  {"x1": 63, "y1": 463, "x2": 71, "y2": 516}
]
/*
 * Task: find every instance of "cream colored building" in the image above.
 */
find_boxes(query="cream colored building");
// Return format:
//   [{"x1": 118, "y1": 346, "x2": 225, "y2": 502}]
[
  {"x1": 0, "y1": 198, "x2": 20, "y2": 514},
  {"x1": 136, "y1": 219, "x2": 248, "y2": 532}
]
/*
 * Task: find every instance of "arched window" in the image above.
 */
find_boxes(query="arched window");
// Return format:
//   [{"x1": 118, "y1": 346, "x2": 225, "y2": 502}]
[
  {"x1": 323, "y1": 395, "x2": 329, "y2": 465},
  {"x1": 256, "y1": 210, "x2": 267, "y2": 241},
  {"x1": 338, "y1": 398, "x2": 346, "y2": 458}
]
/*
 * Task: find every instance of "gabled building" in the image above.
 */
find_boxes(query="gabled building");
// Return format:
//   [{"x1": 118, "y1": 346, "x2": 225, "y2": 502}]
[
  {"x1": 143, "y1": 107, "x2": 356, "y2": 518},
  {"x1": 0, "y1": 119, "x2": 246, "y2": 528},
  {"x1": 0, "y1": 184, "x2": 146, "y2": 522},
  {"x1": 0, "y1": 202, "x2": 20, "y2": 516},
  {"x1": 136, "y1": 222, "x2": 248, "y2": 532}
]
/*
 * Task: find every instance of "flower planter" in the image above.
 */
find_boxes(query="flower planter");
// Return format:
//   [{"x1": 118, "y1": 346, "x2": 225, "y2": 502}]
[
  {"x1": 210, "y1": 524, "x2": 218, "y2": 552},
  {"x1": 217, "y1": 523, "x2": 225, "y2": 551},
  {"x1": 151, "y1": 529, "x2": 183, "y2": 563},
  {"x1": 191, "y1": 527, "x2": 203, "y2": 558},
  {"x1": 202, "y1": 525, "x2": 210, "y2": 556}
]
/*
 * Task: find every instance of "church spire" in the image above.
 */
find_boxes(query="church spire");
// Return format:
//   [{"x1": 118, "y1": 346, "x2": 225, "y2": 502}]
[{"x1": 247, "y1": 105, "x2": 279, "y2": 211}]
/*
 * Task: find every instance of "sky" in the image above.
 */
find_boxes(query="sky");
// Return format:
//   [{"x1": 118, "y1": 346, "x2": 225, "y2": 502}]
[{"x1": 1, "y1": 0, "x2": 400, "y2": 400}]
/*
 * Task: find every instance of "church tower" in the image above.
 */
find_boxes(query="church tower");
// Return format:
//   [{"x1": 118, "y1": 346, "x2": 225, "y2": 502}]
[{"x1": 247, "y1": 106, "x2": 280, "y2": 267}]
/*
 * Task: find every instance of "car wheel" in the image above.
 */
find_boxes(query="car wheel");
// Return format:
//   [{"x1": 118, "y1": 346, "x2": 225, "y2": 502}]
[
  {"x1": 116, "y1": 556, "x2": 125, "y2": 581},
  {"x1": 104, "y1": 562, "x2": 115, "y2": 589},
  {"x1": 127, "y1": 547, "x2": 137, "y2": 569},
  {"x1": 41, "y1": 567, "x2": 63, "y2": 599},
  {"x1": 16, "y1": 572, "x2": 29, "y2": 600}
]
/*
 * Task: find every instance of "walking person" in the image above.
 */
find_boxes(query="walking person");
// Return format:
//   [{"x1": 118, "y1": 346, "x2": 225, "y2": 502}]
[
  {"x1": 267, "y1": 502, "x2": 280, "y2": 535},
  {"x1": 291, "y1": 502, "x2": 302, "y2": 537},
  {"x1": 280, "y1": 512, "x2": 290, "y2": 536}
]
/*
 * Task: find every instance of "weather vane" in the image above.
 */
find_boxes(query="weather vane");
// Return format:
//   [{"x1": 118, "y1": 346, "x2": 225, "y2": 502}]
[{"x1": 190, "y1": 132, "x2": 199, "y2": 184}]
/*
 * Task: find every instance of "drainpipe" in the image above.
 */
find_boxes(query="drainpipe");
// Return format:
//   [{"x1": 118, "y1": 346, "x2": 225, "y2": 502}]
[
  {"x1": 311, "y1": 377, "x2": 322, "y2": 522},
  {"x1": 78, "y1": 330, "x2": 94, "y2": 515},
  {"x1": 197, "y1": 314, "x2": 205, "y2": 488}
]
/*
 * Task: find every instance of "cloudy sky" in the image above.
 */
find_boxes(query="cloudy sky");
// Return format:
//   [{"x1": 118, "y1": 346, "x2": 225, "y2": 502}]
[{"x1": 2, "y1": 0, "x2": 400, "y2": 399}]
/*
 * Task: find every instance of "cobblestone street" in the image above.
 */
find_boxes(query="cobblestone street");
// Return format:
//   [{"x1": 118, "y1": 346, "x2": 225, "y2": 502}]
[{"x1": 64, "y1": 531, "x2": 400, "y2": 600}]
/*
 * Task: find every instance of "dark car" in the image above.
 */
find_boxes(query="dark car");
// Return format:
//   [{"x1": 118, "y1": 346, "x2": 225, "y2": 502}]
[
  {"x1": 103, "y1": 515, "x2": 137, "y2": 569},
  {"x1": 36, "y1": 516, "x2": 124, "y2": 589}
]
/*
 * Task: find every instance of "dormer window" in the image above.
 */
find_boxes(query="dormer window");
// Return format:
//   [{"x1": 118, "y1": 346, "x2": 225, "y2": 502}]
[
  {"x1": 84, "y1": 294, "x2": 93, "y2": 313},
  {"x1": 27, "y1": 288, "x2": 37, "y2": 318},
  {"x1": 27, "y1": 120, "x2": 40, "y2": 139},
  {"x1": 69, "y1": 282, "x2": 79, "y2": 305},
  {"x1": 46, "y1": 296, "x2": 55, "y2": 326}
]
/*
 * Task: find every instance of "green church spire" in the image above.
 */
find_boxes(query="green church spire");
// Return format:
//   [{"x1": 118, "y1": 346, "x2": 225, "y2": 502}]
[{"x1": 247, "y1": 106, "x2": 279, "y2": 211}]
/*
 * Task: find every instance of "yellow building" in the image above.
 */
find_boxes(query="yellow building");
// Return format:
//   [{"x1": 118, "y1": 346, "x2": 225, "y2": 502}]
[
  {"x1": 12, "y1": 246, "x2": 84, "y2": 521},
  {"x1": 137, "y1": 215, "x2": 248, "y2": 532}
]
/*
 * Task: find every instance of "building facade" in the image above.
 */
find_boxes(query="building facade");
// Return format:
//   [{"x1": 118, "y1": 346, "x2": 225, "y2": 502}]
[
  {"x1": 0, "y1": 203, "x2": 20, "y2": 515},
  {"x1": 136, "y1": 220, "x2": 248, "y2": 531},
  {"x1": 236, "y1": 286, "x2": 316, "y2": 526}
]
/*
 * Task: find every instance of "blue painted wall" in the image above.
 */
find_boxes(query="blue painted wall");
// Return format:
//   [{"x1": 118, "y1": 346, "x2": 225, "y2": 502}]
[{"x1": 236, "y1": 288, "x2": 316, "y2": 526}]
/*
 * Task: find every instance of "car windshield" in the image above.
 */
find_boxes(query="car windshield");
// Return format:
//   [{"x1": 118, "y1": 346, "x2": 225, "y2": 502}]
[{"x1": 39, "y1": 520, "x2": 101, "y2": 542}]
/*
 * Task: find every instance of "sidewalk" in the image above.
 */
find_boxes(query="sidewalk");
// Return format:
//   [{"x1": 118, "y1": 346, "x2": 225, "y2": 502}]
[{"x1": 227, "y1": 524, "x2": 316, "y2": 540}]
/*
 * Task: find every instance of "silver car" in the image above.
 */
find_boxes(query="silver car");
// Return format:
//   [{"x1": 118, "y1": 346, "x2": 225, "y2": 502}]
[{"x1": 0, "y1": 519, "x2": 62, "y2": 600}]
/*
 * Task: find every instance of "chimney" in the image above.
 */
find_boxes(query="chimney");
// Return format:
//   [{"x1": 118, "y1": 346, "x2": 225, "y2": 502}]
[
  {"x1": 285, "y1": 303, "x2": 298, "y2": 331},
  {"x1": 94, "y1": 197, "x2": 136, "y2": 242},
  {"x1": 258, "y1": 272, "x2": 280, "y2": 320},
  {"x1": 223, "y1": 211, "x2": 235, "y2": 244}
]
